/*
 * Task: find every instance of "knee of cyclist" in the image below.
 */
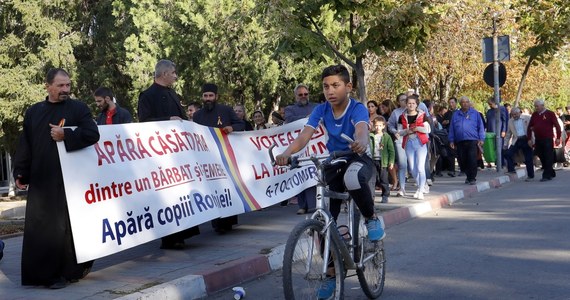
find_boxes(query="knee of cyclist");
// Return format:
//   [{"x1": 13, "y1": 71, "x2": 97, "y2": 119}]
[{"x1": 343, "y1": 172, "x2": 368, "y2": 191}]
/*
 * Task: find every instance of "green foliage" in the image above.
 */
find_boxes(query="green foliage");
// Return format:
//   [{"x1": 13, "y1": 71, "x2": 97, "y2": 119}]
[
  {"x1": 0, "y1": 0, "x2": 82, "y2": 154},
  {"x1": 265, "y1": 0, "x2": 442, "y2": 101},
  {"x1": 515, "y1": 0, "x2": 570, "y2": 63},
  {"x1": 0, "y1": 0, "x2": 568, "y2": 155}
]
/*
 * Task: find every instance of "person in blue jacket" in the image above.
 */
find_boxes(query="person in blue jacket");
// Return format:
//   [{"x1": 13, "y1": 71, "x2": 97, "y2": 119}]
[{"x1": 449, "y1": 96, "x2": 485, "y2": 185}]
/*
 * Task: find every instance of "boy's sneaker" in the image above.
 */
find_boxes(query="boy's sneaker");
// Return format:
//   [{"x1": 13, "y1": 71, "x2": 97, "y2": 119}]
[
  {"x1": 365, "y1": 218, "x2": 386, "y2": 241},
  {"x1": 317, "y1": 277, "x2": 336, "y2": 300}
]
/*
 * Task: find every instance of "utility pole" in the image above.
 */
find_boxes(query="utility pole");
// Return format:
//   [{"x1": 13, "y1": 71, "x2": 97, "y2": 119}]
[{"x1": 492, "y1": 9, "x2": 502, "y2": 172}]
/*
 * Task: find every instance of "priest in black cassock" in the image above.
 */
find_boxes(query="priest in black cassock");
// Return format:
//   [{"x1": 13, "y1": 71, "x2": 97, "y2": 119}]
[
  {"x1": 193, "y1": 83, "x2": 245, "y2": 233},
  {"x1": 13, "y1": 68, "x2": 100, "y2": 289},
  {"x1": 138, "y1": 59, "x2": 200, "y2": 249}
]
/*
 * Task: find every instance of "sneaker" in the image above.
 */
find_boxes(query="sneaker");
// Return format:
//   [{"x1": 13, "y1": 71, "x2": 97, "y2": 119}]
[
  {"x1": 365, "y1": 218, "x2": 386, "y2": 241},
  {"x1": 417, "y1": 192, "x2": 424, "y2": 200},
  {"x1": 427, "y1": 179, "x2": 433, "y2": 186},
  {"x1": 396, "y1": 189, "x2": 405, "y2": 197},
  {"x1": 458, "y1": 172, "x2": 465, "y2": 177},
  {"x1": 525, "y1": 177, "x2": 534, "y2": 182},
  {"x1": 317, "y1": 277, "x2": 336, "y2": 300},
  {"x1": 381, "y1": 196, "x2": 388, "y2": 203},
  {"x1": 296, "y1": 208, "x2": 306, "y2": 215},
  {"x1": 413, "y1": 190, "x2": 419, "y2": 199},
  {"x1": 424, "y1": 185, "x2": 430, "y2": 194},
  {"x1": 447, "y1": 172, "x2": 456, "y2": 177}
]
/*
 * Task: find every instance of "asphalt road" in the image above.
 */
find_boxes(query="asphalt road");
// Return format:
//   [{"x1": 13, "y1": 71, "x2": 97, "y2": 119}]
[{"x1": 208, "y1": 169, "x2": 570, "y2": 299}]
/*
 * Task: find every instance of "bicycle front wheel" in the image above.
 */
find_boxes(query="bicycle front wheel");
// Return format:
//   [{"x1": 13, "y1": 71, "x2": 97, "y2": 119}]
[
  {"x1": 283, "y1": 219, "x2": 344, "y2": 300},
  {"x1": 356, "y1": 238, "x2": 386, "y2": 299}
]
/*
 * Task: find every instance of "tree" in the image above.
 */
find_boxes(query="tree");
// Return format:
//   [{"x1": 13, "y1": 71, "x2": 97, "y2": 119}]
[
  {"x1": 0, "y1": 0, "x2": 82, "y2": 156},
  {"x1": 266, "y1": 0, "x2": 442, "y2": 102},
  {"x1": 513, "y1": 0, "x2": 570, "y2": 107}
]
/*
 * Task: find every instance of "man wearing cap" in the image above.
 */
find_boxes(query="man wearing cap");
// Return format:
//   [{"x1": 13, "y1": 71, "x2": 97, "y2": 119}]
[
  {"x1": 138, "y1": 59, "x2": 200, "y2": 249},
  {"x1": 193, "y1": 83, "x2": 245, "y2": 233}
]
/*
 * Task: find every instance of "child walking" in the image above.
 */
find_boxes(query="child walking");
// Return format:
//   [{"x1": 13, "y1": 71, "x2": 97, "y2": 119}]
[{"x1": 370, "y1": 116, "x2": 395, "y2": 203}]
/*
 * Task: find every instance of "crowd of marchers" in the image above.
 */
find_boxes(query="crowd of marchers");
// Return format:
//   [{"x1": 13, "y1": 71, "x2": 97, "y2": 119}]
[{"x1": 2, "y1": 58, "x2": 565, "y2": 291}]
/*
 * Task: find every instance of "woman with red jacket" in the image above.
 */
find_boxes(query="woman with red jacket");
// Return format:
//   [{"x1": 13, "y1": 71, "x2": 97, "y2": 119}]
[{"x1": 397, "y1": 95, "x2": 431, "y2": 199}]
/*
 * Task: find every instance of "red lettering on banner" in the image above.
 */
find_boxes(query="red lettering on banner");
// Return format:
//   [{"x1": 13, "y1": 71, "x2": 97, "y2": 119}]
[
  {"x1": 249, "y1": 125, "x2": 326, "y2": 151},
  {"x1": 151, "y1": 164, "x2": 194, "y2": 190},
  {"x1": 273, "y1": 165, "x2": 288, "y2": 176},
  {"x1": 252, "y1": 163, "x2": 270, "y2": 180},
  {"x1": 85, "y1": 181, "x2": 133, "y2": 204}
]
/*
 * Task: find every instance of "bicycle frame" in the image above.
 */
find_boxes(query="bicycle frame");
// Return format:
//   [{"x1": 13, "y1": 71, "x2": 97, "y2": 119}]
[{"x1": 268, "y1": 145, "x2": 375, "y2": 278}]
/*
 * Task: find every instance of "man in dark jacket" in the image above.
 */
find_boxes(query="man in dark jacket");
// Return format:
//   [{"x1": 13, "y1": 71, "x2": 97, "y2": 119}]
[
  {"x1": 13, "y1": 68, "x2": 100, "y2": 288},
  {"x1": 138, "y1": 59, "x2": 186, "y2": 122},
  {"x1": 94, "y1": 87, "x2": 132, "y2": 125},
  {"x1": 138, "y1": 59, "x2": 200, "y2": 249},
  {"x1": 193, "y1": 83, "x2": 244, "y2": 233}
]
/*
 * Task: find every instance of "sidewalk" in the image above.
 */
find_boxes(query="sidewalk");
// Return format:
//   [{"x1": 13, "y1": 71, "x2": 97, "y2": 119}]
[{"x1": 0, "y1": 168, "x2": 527, "y2": 299}]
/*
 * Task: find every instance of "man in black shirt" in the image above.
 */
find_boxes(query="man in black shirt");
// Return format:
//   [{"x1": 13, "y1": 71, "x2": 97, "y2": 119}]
[
  {"x1": 193, "y1": 83, "x2": 244, "y2": 233},
  {"x1": 138, "y1": 59, "x2": 200, "y2": 249}
]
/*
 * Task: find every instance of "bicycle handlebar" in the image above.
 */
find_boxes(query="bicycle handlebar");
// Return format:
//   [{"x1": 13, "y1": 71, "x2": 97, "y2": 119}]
[{"x1": 268, "y1": 144, "x2": 354, "y2": 169}]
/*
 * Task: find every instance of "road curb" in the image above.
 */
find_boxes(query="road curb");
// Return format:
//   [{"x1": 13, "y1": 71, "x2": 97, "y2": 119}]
[{"x1": 116, "y1": 171, "x2": 526, "y2": 299}]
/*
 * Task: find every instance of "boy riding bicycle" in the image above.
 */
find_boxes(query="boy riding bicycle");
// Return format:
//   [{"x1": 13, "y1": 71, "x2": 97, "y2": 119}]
[{"x1": 275, "y1": 65, "x2": 385, "y2": 299}]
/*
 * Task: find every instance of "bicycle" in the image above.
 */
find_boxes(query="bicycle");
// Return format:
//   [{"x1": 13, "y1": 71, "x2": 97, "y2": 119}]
[{"x1": 269, "y1": 144, "x2": 386, "y2": 299}]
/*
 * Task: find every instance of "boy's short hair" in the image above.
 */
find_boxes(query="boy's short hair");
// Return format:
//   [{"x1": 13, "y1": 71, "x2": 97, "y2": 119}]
[
  {"x1": 372, "y1": 116, "x2": 387, "y2": 132},
  {"x1": 94, "y1": 87, "x2": 114, "y2": 99},
  {"x1": 188, "y1": 101, "x2": 202, "y2": 109},
  {"x1": 321, "y1": 65, "x2": 350, "y2": 84},
  {"x1": 372, "y1": 116, "x2": 386, "y2": 124}
]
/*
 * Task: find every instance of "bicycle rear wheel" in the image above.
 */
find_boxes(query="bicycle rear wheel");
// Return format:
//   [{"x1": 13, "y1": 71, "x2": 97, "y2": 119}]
[
  {"x1": 356, "y1": 230, "x2": 386, "y2": 298},
  {"x1": 283, "y1": 219, "x2": 344, "y2": 300}
]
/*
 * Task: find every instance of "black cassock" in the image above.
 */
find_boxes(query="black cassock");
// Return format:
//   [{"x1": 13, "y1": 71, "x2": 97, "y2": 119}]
[
  {"x1": 13, "y1": 98, "x2": 100, "y2": 286},
  {"x1": 193, "y1": 103, "x2": 245, "y2": 232}
]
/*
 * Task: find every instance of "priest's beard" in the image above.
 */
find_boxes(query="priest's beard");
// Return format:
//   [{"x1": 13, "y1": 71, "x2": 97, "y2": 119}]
[{"x1": 204, "y1": 101, "x2": 215, "y2": 111}]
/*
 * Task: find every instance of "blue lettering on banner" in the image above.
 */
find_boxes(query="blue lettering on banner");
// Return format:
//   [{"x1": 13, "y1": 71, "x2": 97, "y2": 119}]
[
  {"x1": 265, "y1": 166, "x2": 317, "y2": 198},
  {"x1": 102, "y1": 206, "x2": 154, "y2": 245},
  {"x1": 101, "y1": 190, "x2": 232, "y2": 246}
]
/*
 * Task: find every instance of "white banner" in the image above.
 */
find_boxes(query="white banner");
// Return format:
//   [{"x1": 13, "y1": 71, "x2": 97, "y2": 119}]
[{"x1": 57, "y1": 119, "x2": 327, "y2": 262}]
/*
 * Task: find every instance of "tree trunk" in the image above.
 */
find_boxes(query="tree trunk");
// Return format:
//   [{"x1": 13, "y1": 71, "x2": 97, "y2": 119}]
[
  {"x1": 355, "y1": 56, "x2": 366, "y2": 103},
  {"x1": 514, "y1": 54, "x2": 535, "y2": 108}
]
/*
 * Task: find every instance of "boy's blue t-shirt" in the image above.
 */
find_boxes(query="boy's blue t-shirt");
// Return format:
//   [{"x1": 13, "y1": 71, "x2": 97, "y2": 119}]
[{"x1": 306, "y1": 98, "x2": 369, "y2": 152}]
